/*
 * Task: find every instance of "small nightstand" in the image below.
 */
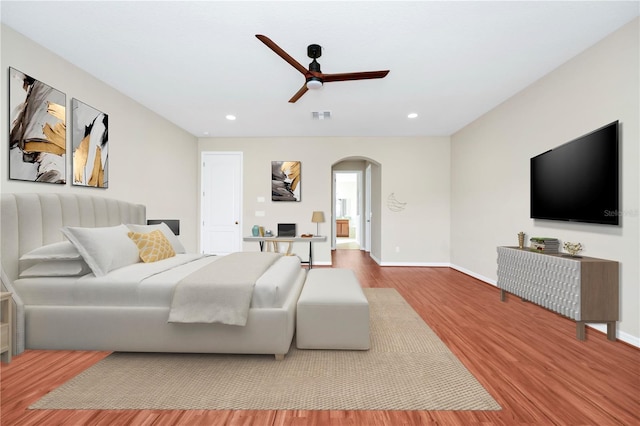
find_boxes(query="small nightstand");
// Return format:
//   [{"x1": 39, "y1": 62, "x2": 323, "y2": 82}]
[{"x1": 1, "y1": 292, "x2": 12, "y2": 363}]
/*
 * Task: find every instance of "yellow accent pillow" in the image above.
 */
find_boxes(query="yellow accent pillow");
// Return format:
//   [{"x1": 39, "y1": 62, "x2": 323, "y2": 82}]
[{"x1": 128, "y1": 230, "x2": 176, "y2": 263}]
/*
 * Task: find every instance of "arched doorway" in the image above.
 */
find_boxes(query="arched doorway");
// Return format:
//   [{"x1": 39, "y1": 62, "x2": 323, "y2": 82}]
[{"x1": 331, "y1": 158, "x2": 381, "y2": 258}]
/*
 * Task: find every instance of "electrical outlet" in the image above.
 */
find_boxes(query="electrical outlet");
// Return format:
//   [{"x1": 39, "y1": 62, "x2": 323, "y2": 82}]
[{"x1": 395, "y1": 246, "x2": 400, "y2": 253}]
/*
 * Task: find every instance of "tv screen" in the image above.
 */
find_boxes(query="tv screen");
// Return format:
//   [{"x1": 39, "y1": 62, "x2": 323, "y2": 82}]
[{"x1": 530, "y1": 121, "x2": 619, "y2": 226}]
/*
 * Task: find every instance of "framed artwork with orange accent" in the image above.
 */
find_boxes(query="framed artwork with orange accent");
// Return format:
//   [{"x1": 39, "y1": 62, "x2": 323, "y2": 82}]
[
  {"x1": 71, "y1": 98, "x2": 108, "y2": 188},
  {"x1": 272, "y1": 161, "x2": 300, "y2": 201},
  {"x1": 8, "y1": 67, "x2": 66, "y2": 184}
]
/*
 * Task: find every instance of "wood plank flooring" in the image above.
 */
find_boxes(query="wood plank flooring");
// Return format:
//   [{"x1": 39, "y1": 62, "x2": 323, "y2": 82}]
[{"x1": 1, "y1": 249, "x2": 638, "y2": 425}]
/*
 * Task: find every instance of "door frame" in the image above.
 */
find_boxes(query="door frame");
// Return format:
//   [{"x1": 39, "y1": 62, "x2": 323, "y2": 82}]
[
  {"x1": 364, "y1": 164, "x2": 372, "y2": 252},
  {"x1": 332, "y1": 170, "x2": 364, "y2": 249}
]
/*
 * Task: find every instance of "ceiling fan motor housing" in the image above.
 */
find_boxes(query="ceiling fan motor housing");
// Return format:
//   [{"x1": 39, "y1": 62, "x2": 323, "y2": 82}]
[
  {"x1": 307, "y1": 44, "x2": 322, "y2": 59},
  {"x1": 309, "y1": 59, "x2": 322, "y2": 73}
]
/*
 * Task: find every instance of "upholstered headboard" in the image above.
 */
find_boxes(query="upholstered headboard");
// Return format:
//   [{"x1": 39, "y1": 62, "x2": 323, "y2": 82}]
[{"x1": 0, "y1": 193, "x2": 146, "y2": 353}]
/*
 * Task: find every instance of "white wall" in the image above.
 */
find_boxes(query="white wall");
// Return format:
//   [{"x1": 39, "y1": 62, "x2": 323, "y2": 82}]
[
  {"x1": 451, "y1": 19, "x2": 639, "y2": 345},
  {"x1": 0, "y1": 25, "x2": 199, "y2": 251},
  {"x1": 199, "y1": 137, "x2": 451, "y2": 266}
]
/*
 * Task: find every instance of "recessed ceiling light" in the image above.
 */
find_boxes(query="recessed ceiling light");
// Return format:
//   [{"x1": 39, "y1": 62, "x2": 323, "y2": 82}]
[
  {"x1": 203, "y1": 131, "x2": 210, "y2": 136},
  {"x1": 407, "y1": 113, "x2": 418, "y2": 119},
  {"x1": 225, "y1": 114, "x2": 236, "y2": 121}
]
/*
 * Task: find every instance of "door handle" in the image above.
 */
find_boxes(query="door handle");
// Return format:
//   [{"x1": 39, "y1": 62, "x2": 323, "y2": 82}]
[{"x1": 235, "y1": 221, "x2": 239, "y2": 225}]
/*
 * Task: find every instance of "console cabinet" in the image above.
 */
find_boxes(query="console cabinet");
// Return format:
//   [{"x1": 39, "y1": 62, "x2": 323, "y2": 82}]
[{"x1": 497, "y1": 246, "x2": 619, "y2": 341}]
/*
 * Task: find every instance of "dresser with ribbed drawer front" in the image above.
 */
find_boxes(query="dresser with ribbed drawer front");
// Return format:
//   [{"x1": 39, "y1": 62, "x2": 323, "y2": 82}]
[{"x1": 497, "y1": 246, "x2": 619, "y2": 341}]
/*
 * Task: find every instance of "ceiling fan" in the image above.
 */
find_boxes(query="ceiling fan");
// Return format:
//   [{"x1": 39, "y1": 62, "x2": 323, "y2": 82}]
[{"x1": 256, "y1": 34, "x2": 390, "y2": 103}]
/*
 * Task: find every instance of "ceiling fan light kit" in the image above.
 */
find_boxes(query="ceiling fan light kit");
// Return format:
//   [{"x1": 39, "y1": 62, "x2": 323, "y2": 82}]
[
  {"x1": 256, "y1": 34, "x2": 389, "y2": 103},
  {"x1": 306, "y1": 77, "x2": 323, "y2": 90}
]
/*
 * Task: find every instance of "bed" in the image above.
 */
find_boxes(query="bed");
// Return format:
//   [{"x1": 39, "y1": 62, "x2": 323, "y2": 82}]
[{"x1": 0, "y1": 193, "x2": 306, "y2": 360}]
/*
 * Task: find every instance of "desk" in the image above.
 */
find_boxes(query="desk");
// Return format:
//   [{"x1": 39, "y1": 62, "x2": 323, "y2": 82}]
[{"x1": 244, "y1": 236, "x2": 326, "y2": 268}]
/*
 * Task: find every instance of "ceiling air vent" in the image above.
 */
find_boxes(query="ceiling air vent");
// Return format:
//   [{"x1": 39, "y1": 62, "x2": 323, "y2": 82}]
[{"x1": 311, "y1": 111, "x2": 331, "y2": 120}]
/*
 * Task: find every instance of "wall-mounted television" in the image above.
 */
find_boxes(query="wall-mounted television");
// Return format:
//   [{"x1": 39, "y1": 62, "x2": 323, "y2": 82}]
[{"x1": 530, "y1": 120, "x2": 619, "y2": 226}]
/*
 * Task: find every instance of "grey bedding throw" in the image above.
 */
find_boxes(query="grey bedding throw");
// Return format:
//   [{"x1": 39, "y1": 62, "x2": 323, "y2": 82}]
[{"x1": 168, "y1": 252, "x2": 282, "y2": 326}]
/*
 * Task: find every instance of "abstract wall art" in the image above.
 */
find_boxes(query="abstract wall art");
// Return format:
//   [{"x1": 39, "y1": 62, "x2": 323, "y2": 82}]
[
  {"x1": 272, "y1": 161, "x2": 301, "y2": 201},
  {"x1": 8, "y1": 67, "x2": 66, "y2": 184},
  {"x1": 71, "y1": 98, "x2": 109, "y2": 188}
]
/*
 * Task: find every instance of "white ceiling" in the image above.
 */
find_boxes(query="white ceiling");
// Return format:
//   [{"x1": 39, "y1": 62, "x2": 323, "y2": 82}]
[{"x1": 1, "y1": 1, "x2": 638, "y2": 138}]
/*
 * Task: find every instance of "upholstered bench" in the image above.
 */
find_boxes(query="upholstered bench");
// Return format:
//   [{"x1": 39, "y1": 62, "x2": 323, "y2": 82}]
[{"x1": 296, "y1": 268, "x2": 370, "y2": 350}]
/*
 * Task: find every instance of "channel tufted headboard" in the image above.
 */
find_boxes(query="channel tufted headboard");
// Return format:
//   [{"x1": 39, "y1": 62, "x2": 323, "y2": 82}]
[{"x1": 0, "y1": 193, "x2": 146, "y2": 353}]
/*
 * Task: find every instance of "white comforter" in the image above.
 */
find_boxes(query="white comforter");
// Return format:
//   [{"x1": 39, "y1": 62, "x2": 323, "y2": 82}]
[
  {"x1": 14, "y1": 254, "x2": 302, "y2": 311},
  {"x1": 168, "y1": 252, "x2": 282, "y2": 326}
]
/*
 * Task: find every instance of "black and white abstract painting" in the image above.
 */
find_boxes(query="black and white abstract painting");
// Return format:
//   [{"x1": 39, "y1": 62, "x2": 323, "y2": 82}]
[
  {"x1": 272, "y1": 161, "x2": 301, "y2": 201},
  {"x1": 9, "y1": 67, "x2": 66, "y2": 184},
  {"x1": 71, "y1": 98, "x2": 109, "y2": 188}
]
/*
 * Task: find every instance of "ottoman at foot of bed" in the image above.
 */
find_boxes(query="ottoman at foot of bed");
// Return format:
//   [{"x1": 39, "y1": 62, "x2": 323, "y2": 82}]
[{"x1": 296, "y1": 268, "x2": 369, "y2": 350}]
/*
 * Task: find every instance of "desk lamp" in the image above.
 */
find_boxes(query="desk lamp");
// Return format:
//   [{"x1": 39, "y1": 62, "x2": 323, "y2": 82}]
[{"x1": 311, "y1": 211, "x2": 325, "y2": 236}]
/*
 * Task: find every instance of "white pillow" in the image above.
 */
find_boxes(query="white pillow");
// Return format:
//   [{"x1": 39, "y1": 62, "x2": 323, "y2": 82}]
[
  {"x1": 20, "y1": 241, "x2": 82, "y2": 261},
  {"x1": 20, "y1": 260, "x2": 92, "y2": 278},
  {"x1": 61, "y1": 224, "x2": 141, "y2": 277},
  {"x1": 126, "y1": 222, "x2": 186, "y2": 254}
]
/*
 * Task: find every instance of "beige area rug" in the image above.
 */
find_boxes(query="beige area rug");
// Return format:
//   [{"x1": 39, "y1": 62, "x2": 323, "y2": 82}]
[{"x1": 30, "y1": 289, "x2": 500, "y2": 411}]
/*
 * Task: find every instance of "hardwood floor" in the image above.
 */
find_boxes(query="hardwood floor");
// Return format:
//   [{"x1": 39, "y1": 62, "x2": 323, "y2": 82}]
[{"x1": 1, "y1": 249, "x2": 638, "y2": 425}]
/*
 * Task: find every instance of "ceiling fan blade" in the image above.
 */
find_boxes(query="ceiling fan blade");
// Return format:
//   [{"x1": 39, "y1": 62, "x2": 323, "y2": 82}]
[
  {"x1": 288, "y1": 84, "x2": 309, "y2": 103},
  {"x1": 322, "y1": 70, "x2": 390, "y2": 83},
  {"x1": 256, "y1": 34, "x2": 308, "y2": 75}
]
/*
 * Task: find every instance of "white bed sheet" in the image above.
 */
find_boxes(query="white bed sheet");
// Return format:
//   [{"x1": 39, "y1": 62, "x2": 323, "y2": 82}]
[{"x1": 13, "y1": 254, "x2": 301, "y2": 309}]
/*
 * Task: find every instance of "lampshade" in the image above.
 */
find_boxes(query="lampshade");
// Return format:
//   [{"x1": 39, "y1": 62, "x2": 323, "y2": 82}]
[
  {"x1": 311, "y1": 211, "x2": 325, "y2": 223},
  {"x1": 311, "y1": 211, "x2": 325, "y2": 237},
  {"x1": 306, "y1": 78, "x2": 323, "y2": 90}
]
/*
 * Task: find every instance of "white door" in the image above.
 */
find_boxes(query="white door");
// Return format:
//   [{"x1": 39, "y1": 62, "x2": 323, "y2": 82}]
[
  {"x1": 364, "y1": 164, "x2": 372, "y2": 252},
  {"x1": 201, "y1": 152, "x2": 242, "y2": 255}
]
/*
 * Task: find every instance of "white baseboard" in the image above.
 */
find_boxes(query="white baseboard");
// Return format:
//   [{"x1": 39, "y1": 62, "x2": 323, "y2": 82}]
[
  {"x1": 450, "y1": 264, "x2": 496, "y2": 286},
  {"x1": 368, "y1": 254, "x2": 448, "y2": 267},
  {"x1": 586, "y1": 324, "x2": 640, "y2": 348},
  {"x1": 378, "y1": 261, "x2": 450, "y2": 267}
]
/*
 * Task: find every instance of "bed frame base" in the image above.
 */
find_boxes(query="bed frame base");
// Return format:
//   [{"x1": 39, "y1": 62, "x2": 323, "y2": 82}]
[{"x1": 24, "y1": 269, "x2": 305, "y2": 359}]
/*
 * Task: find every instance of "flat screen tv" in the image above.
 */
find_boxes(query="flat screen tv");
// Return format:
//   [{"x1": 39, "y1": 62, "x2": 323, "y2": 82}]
[{"x1": 530, "y1": 120, "x2": 619, "y2": 226}]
